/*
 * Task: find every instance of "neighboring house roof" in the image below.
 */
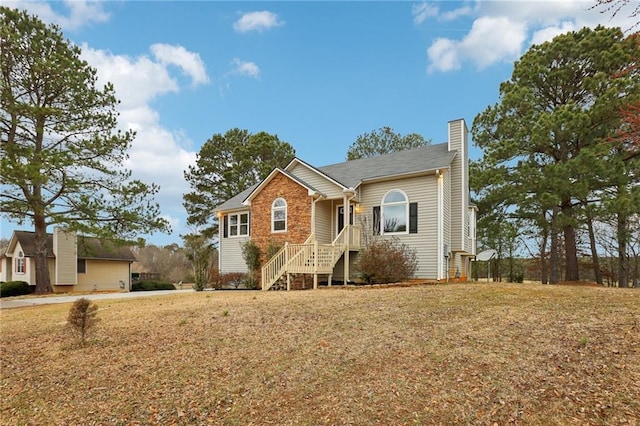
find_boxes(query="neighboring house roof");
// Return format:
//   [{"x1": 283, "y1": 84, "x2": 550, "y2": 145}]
[
  {"x1": 215, "y1": 143, "x2": 456, "y2": 213},
  {"x1": 6, "y1": 231, "x2": 137, "y2": 262}
]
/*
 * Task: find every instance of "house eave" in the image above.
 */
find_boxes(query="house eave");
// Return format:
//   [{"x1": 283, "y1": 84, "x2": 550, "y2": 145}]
[
  {"x1": 285, "y1": 158, "x2": 348, "y2": 190},
  {"x1": 357, "y1": 166, "x2": 450, "y2": 187},
  {"x1": 216, "y1": 206, "x2": 251, "y2": 215},
  {"x1": 242, "y1": 167, "x2": 324, "y2": 205}
]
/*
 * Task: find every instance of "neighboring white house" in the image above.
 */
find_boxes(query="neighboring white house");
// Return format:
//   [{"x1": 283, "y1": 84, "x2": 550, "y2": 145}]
[
  {"x1": 0, "y1": 227, "x2": 136, "y2": 292},
  {"x1": 214, "y1": 118, "x2": 477, "y2": 290}
]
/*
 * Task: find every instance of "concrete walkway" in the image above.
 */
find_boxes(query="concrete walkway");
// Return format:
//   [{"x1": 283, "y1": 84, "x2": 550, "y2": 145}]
[{"x1": 0, "y1": 289, "x2": 194, "y2": 309}]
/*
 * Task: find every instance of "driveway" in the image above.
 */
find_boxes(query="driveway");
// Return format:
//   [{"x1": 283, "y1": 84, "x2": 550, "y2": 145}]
[{"x1": 0, "y1": 289, "x2": 194, "y2": 309}]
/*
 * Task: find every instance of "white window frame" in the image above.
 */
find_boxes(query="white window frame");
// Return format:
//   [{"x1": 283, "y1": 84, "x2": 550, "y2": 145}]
[
  {"x1": 16, "y1": 251, "x2": 25, "y2": 274},
  {"x1": 228, "y1": 212, "x2": 250, "y2": 237},
  {"x1": 381, "y1": 189, "x2": 409, "y2": 235},
  {"x1": 271, "y1": 198, "x2": 287, "y2": 233}
]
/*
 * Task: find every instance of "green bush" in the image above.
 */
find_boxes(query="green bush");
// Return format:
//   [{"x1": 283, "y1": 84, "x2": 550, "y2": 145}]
[
  {"x1": 0, "y1": 281, "x2": 31, "y2": 297},
  {"x1": 513, "y1": 272, "x2": 525, "y2": 283},
  {"x1": 357, "y1": 238, "x2": 418, "y2": 284},
  {"x1": 192, "y1": 279, "x2": 204, "y2": 292},
  {"x1": 243, "y1": 276, "x2": 259, "y2": 290},
  {"x1": 131, "y1": 280, "x2": 176, "y2": 291}
]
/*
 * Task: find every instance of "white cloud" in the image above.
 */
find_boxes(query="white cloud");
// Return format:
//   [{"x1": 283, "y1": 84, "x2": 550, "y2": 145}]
[
  {"x1": 424, "y1": 0, "x2": 639, "y2": 73},
  {"x1": 530, "y1": 21, "x2": 577, "y2": 46},
  {"x1": 440, "y1": 6, "x2": 473, "y2": 22},
  {"x1": 79, "y1": 45, "x2": 204, "y2": 241},
  {"x1": 232, "y1": 58, "x2": 260, "y2": 78},
  {"x1": 0, "y1": 0, "x2": 110, "y2": 29},
  {"x1": 412, "y1": 2, "x2": 473, "y2": 25},
  {"x1": 233, "y1": 10, "x2": 284, "y2": 33},
  {"x1": 412, "y1": 2, "x2": 438, "y2": 25},
  {"x1": 427, "y1": 17, "x2": 526, "y2": 72},
  {"x1": 150, "y1": 44, "x2": 209, "y2": 86},
  {"x1": 461, "y1": 16, "x2": 527, "y2": 69},
  {"x1": 427, "y1": 38, "x2": 460, "y2": 72},
  {"x1": 81, "y1": 45, "x2": 179, "y2": 107}
]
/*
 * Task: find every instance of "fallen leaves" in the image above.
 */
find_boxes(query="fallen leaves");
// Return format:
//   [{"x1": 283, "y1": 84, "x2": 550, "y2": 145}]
[{"x1": 1, "y1": 283, "x2": 639, "y2": 425}]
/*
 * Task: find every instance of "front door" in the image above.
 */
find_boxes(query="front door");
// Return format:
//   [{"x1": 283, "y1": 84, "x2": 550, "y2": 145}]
[{"x1": 337, "y1": 205, "x2": 354, "y2": 236}]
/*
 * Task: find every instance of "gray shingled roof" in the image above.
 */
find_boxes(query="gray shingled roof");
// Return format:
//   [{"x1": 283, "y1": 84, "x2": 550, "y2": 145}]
[
  {"x1": 318, "y1": 143, "x2": 455, "y2": 188},
  {"x1": 10, "y1": 231, "x2": 137, "y2": 261},
  {"x1": 214, "y1": 184, "x2": 258, "y2": 212},
  {"x1": 215, "y1": 143, "x2": 456, "y2": 212}
]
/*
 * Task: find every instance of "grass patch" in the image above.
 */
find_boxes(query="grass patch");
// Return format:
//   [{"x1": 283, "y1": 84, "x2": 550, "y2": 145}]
[{"x1": 1, "y1": 283, "x2": 639, "y2": 425}]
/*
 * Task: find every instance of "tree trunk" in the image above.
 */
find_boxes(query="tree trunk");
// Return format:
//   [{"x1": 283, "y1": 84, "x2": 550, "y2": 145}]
[
  {"x1": 540, "y1": 219, "x2": 549, "y2": 284},
  {"x1": 550, "y1": 208, "x2": 560, "y2": 284},
  {"x1": 34, "y1": 214, "x2": 53, "y2": 294},
  {"x1": 617, "y1": 212, "x2": 629, "y2": 288},
  {"x1": 586, "y1": 215, "x2": 603, "y2": 285},
  {"x1": 562, "y1": 202, "x2": 579, "y2": 282}
]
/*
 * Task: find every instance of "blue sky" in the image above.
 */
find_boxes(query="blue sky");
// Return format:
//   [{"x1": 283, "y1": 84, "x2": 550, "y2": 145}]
[{"x1": 1, "y1": 0, "x2": 637, "y2": 246}]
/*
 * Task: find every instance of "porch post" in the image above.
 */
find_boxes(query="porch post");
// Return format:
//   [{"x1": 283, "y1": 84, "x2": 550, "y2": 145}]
[
  {"x1": 343, "y1": 194, "x2": 349, "y2": 285},
  {"x1": 311, "y1": 196, "x2": 316, "y2": 236},
  {"x1": 286, "y1": 242, "x2": 290, "y2": 291},
  {"x1": 314, "y1": 240, "x2": 318, "y2": 289}
]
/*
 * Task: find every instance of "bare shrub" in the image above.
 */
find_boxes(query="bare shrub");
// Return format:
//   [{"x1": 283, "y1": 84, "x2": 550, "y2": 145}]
[
  {"x1": 357, "y1": 238, "x2": 418, "y2": 284},
  {"x1": 67, "y1": 298, "x2": 99, "y2": 347},
  {"x1": 220, "y1": 272, "x2": 246, "y2": 289},
  {"x1": 210, "y1": 267, "x2": 221, "y2": 289}
]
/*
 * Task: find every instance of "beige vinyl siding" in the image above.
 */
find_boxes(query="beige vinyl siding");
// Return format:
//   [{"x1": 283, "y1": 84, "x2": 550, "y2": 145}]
[
  {"x1": 332, "y1": 252, "x2": 359, "y2": 281},
  {"x1": 468, "y1": 207, "x2": 477, "y2": 256},
  {"x1": 0, "y1": 257, "x2": 7, "y2": 282},
  {"x1": 18, "y1": 257, "x2": 35, "y2": 285},
  {"x1": 443, "y1": 169, "x2": 451, "y2": 253},
  {"x1": 53, "y1": 230, "x2": 77, "y2": 285},
  {"x1": 11, "y1": 242, "x2": 34, "y2": 285},
  {"x1": 449, "y1": 120, "x2": 464, "y2": 251},
  {"x1": 357, "y1": 175, "x2": 438, "y2": 279},
  {"x1": 288, "y1": 163, "x2": 345, "y2": 198},
  {"x1": 464, "y1": 215, "x2": 470, "y2": 252},
  {"x1": 315, "y1": 201, "x2": 333, "y2": 244},
  {"x1": 220, "y1": 235, "x2": 249, "y2": 273},
  {"x1": 75, "y1": 260, "x2": 130, "y2": 292},
  {"x1": 461, "y1": 124, "x2": 470, "y2": 253},
  {"x1": 453, "y1": 252, "x2": 462, "y2": 277}
]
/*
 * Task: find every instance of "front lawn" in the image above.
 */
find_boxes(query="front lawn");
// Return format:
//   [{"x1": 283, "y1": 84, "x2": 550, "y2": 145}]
[{"x1": 1, "y1": 283, "x2": 638, "y2": 425}]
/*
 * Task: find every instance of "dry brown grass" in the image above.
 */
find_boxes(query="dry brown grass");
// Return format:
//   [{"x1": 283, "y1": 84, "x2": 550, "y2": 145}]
[{"x1": 1, "y1": 283, "x2": 639, "y2": 425}]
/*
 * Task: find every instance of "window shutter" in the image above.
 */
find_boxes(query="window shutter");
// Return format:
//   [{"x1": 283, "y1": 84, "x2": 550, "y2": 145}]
[
  {"x1": 409, "y1": 202, "x2": 418, "y2": 234},
  {"x1": 223, "y1": 215, "x2": 228, "y2": 238},
  {"x1": 373, "y1": 206, "x2": 380, "y2": 235}
]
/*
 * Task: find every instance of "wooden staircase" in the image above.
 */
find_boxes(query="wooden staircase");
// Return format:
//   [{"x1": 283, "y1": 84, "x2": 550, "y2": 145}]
[{"x1": 261, "y1": 225, "x2": 361, "y2": 290}]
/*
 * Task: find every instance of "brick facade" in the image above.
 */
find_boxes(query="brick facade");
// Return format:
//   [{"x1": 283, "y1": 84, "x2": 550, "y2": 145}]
[{"x1": 250, "y1": 173, "x2": 312, "y2": 264}]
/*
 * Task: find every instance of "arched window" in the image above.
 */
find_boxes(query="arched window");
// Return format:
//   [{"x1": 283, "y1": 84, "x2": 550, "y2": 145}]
[
  {"x1": 381, "y1": 190, "x2": 408, "y2": 234},
  {"x1": 272, "y1": 198, "x2": 287, "y2": 232},
  {"x1": 16, "y1": 251, "x2": 25, "y2": 274}
]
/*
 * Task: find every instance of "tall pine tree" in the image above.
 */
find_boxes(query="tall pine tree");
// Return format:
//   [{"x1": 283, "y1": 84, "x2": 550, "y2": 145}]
[{"x1": 472, "y1": 26, "x2": 640, "y2": 283}]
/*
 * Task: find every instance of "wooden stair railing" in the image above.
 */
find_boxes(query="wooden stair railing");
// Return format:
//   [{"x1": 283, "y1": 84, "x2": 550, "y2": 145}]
[{"x1": 260, "y1": 226, "x2": 361, "y2": 290}]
